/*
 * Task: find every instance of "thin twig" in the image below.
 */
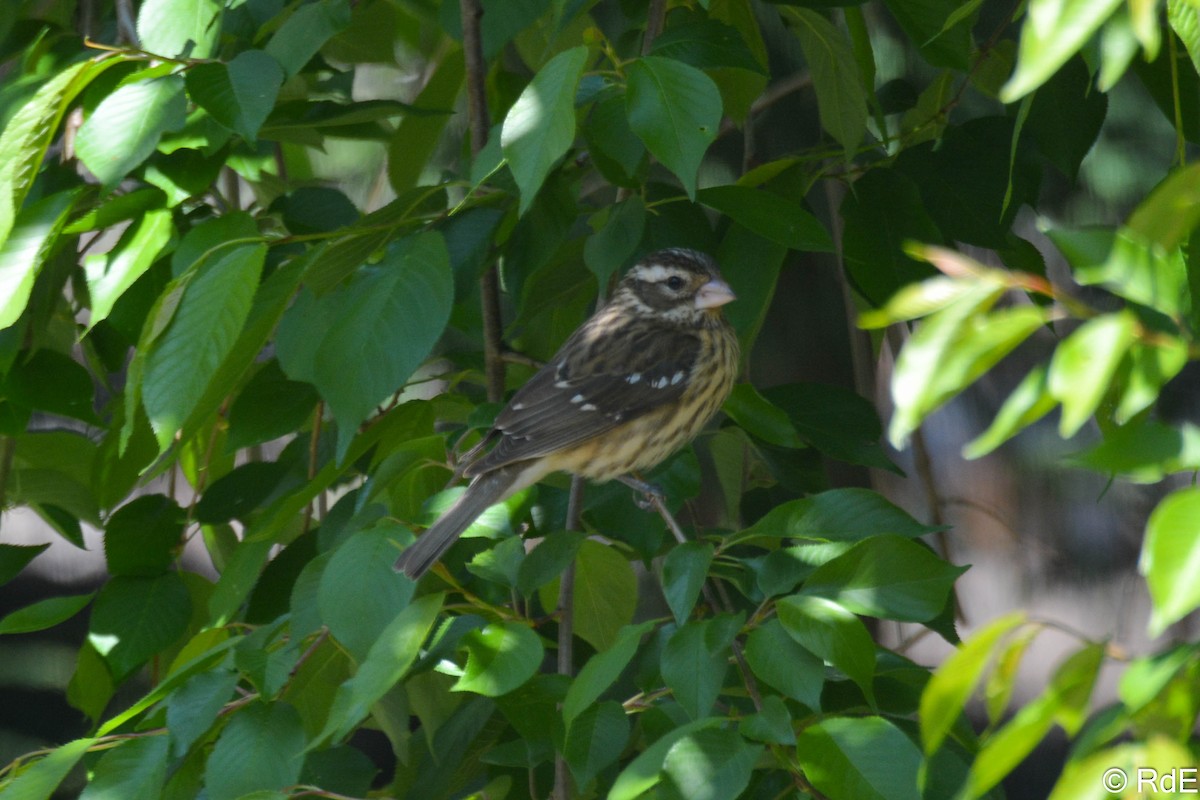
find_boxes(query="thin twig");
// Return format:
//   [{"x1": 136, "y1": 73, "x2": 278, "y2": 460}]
[
  {"x1": 643, "y1": 494, "x2": 763, "y2": 712},
  {"x1": 302, "y1": 402, "x2": 324, "y2": 537},
  {"x1": 500, "y1": 350, "x2": 545, "y2": 370}
]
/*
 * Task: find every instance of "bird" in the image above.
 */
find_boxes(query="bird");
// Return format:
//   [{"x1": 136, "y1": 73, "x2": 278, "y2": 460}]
[{"x1": 394, "y1": 247, "x2": 739, "y2": 579}]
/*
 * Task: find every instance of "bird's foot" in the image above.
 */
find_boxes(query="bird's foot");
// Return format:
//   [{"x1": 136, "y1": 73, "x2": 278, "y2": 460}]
[{"x1": 618, "y1": 475, "x2": 665, "y2": 510}]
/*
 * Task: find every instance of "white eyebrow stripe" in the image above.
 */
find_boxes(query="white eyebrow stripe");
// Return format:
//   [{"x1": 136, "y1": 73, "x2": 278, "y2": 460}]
[{"x1": 634, "y1": 264, "x2": 681, "y2": 283}]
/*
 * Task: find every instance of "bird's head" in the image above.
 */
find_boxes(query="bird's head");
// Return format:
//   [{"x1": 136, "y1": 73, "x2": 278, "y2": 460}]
[{"x1": 617, "y1": 248, "x2": 736, "y2": 327}]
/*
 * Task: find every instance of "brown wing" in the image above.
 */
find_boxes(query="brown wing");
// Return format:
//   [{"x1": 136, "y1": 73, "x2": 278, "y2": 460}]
[{"x1": 465, "y1": 317, "x2": 701, "y2": 475}]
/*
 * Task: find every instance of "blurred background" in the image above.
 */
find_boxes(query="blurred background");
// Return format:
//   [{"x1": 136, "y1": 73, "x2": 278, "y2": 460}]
[{"x1": 2, "y1": 0, "x2": 1192, "y2": 797}]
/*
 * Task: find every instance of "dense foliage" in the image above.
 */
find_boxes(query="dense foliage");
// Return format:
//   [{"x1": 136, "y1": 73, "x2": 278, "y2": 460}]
[{"x1": 0, "y1": 0, "x2": 1198, "y2": 797}]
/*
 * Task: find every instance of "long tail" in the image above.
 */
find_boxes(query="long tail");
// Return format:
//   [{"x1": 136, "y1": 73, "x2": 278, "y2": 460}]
[{"x1": 394, "y1": 468, "x2": 519, "y2": 579}]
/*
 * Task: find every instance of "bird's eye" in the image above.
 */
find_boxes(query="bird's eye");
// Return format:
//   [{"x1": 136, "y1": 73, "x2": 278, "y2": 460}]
[{"x1": 665, "y1": 275, "x2": 686, "y2": 291}]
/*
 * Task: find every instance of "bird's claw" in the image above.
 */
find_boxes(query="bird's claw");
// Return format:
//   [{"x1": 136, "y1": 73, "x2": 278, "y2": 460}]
[{"x1": 618, "y1": 475, "x2": 665, "y2": 510}]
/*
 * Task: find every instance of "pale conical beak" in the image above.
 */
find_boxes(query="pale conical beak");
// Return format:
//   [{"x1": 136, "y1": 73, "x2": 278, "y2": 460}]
[{"x1": 695, "y1": 279, "x2": 736, "y2": 310}]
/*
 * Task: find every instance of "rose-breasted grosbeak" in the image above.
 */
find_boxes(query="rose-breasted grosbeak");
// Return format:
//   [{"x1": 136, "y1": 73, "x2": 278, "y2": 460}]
[{"x1": 394, "y1": 248, "x2": 738, "y2": 578}]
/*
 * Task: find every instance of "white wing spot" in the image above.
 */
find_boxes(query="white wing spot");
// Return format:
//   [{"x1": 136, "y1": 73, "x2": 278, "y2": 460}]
[
  {"x1": 580, "y1": 403, "x2": 597, "y2": 411},
  {"x1": 511, "y1": 402, "x2": 525, "y2": 411},
  {"x1": 627, "y1": 373, "x2": 641, "y2": 384},
  {"x1": 555, "y1": 380, "x2": 571, "y2": 389},
  {"x1": 671, "y1": 371, "x2": 684, "y2": 385},
  {"x1": 570, "y1": 394, "x2": 585, "y2": 403}
]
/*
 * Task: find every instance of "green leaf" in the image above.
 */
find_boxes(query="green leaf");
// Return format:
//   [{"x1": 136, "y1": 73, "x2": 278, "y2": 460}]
[
  {"x1": 539, "y1": 539, "x2": 639, "y2": 651},
  {"x1": 584, "y1": 196, "x2": 646, "y2": 289},
  {"x1": 562, "y1": 620, "x2": 656, "y2": 725},
  {"x1": 723, "y1": 383, "x2": 803, "y2": 448},
  {"x1": 453, "y1": 621, "x2": 543, "y2": 697},
  {"x1": 0, "y1": 190, "x2": 79, "y2": 330},
  {"x1": 185, "y1": 51, "x2": 285, "y2": 142},
  {"x1": 318, "y1": 527, "x2": 415, "y2": 662},
  {"x1": 739, "y1": 693, "x2": 796, "y2": 745},
  {"x1": 277, "y1": 232, "x2": 452, "y2": 459},
  {"x1": 0, "y1": 58, "x2": 122, "y2": 251},
  {"x1": 388, "y1": 50, "x2": 465, "y2": 194},
  {"x1": 564, "y1": 700, "x2": 630, "y2": 789},
  {"x1": 796, "y1": 716, "x2": 923, "y2": 800},
  {"x1": 1051, "y1": 227, "x2": 1189, "y2": 320},
  {"x1": 964, "y1": 644, "x2": 1103, "y2": 797},
  {"x1": 650, "y1": 17, "x2": 766, "y2": 73},
  {"x1": 802, "y1": 535, "x2": 965, "y2": 622},
  {"x1": 1024, "y1": 57, "x2": 1108, "y2": 181},
  {"x1": 0, "y1": 737, "x2": 97, "y2": 800},
  {"x1": 661, "y1": 541, "x2": 713, "y2": 625},
  {"x1": 1170, "y1": 0, "x2": 1200, "y2": 74},
  {"x1": 501, "y1": 46, "x2": 588, "y2": 214},
  {"x1": 920, "y1": 611, "x2": 1027, "y2": 754},
  {"x1": 784, "y1": 8, "x2": 868, "y2": 152},
  {"x1": 698, "y1": 185, "x2": 832, "y2": 251},
  {"x1": 887, "y1": 284, "x2": 1010, "y2": 447},
  {"x1": 137, "y1": 0, "x2": 221, "y2": 58},
  {"x1": 104, "y1": 494, "x2": 185, "y2": 577},
  {"x1": 625, "y1": 56, "x2": 722, "y2": 200},
  {"x1": 317, "y1": 592, "x2": 443, "y2": 744},
  {"x1": 83, "y1": 208, "x2": 174, "y2": 330},
  {"x1": 662, "y1": 727, "x2": 762, "y2": 800},
  {"x1": 584, "y1": 87, "x2": 645, "y2": 186},
  {"x1": 840, "y1": 169, "x2": 943, "y2": 307},
  {"x1": 79, "y1": 735, "x2": 168, "y2": 800},
  {"x1": 67, "y1": 641, "x2": 114, "y2": 724},
  {"x1": 1048, "y1": 311, "x2": 1137, "y2": 438},
  {"x1": 661, "y1": 617, "x2": 737, "y2": 719},
  {"x1": 777, "y1": 594, "x2": 875, "y2": 704},
  {"x1": 764, "y1": 383, "x2": 899, "y2": 473},
  {"x1": 76, "y1": 75, "x2": 187, "y2": 188},
  {"x1": 1001, "y1": 0, "x2": 1125, "y2": 101},
  {"x1": 226, "y1": 360, "x2": 319, "y2": 452},
  {"x1": 166, "y1": 669, "x2": 240, "y2": 757},
  {"x1": 609, "y1": 718, "x2": 723, "y2": 800},
  {"x1": 265, "y1": 0, "x2": 352, "y2": 77},
  {"x1": 0, "y1": 592, "x2": 93, "y2": 635},
  {"x1": 1141, "y1": 487, "x2": 1200, "y2": 636},
  {"x1": 89, "y1": 573, "x2": 191, "y2": 680},
  {"x1": 142, "y1": 244, "x2": 264, "y2": 450},
  {"x1": 205, "y1": 703, "x2": 307, "y2": 800},
  {"x1": 743, "y1": 618, "x2": 824, "y2": 709},
  {"x1": 734, "y1": 488, "x2": 938, "y2": 545},
  {"x1": 0, "y1": 543, "x2": 50, "y2": 586},
  {"x1": 1074, "y1": 418, "x2": 1200, "y2": 484},
  {"x1": 963, "y1": 364, "x2": 1056, "y2": 458}
]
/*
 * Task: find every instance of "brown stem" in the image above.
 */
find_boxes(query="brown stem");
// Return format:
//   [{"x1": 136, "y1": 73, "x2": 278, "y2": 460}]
[
  {"x1": 553, "y1": 475, "x2": 586, "y2": 800},
  {"x1": 642, "y1": 0, "x2": 668, "y2": 55},
  {"x1": 458, "y1": 0, "x2": 506, "y2": 403}
]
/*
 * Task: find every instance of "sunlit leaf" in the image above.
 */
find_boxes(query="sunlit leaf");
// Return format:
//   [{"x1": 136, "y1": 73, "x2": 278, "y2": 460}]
[
  {"x1": 1141, "y1": 487, "x2": 1200, "y2": 636},
  {"x1": 501, "y1": 46, "x2": 588, "y2": 214}
]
